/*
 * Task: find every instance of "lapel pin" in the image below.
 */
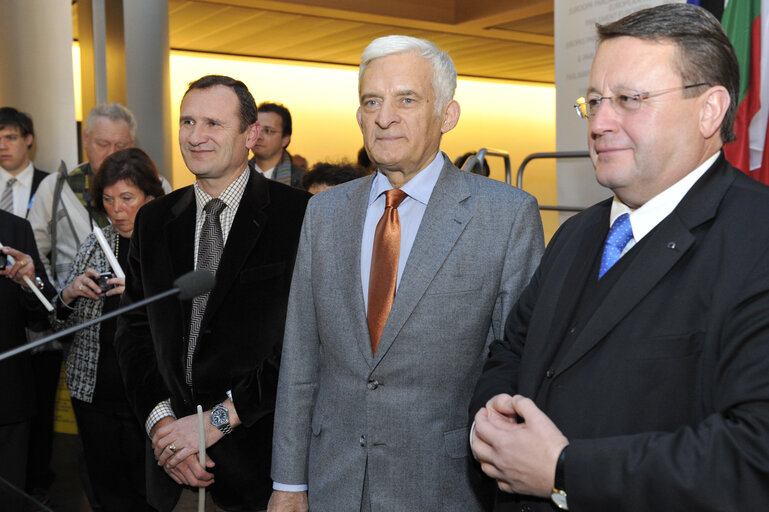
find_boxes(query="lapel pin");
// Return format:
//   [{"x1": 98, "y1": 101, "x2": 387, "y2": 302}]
[{"x1": 666, "y1": 242, "x2": 676, "y2": 249}]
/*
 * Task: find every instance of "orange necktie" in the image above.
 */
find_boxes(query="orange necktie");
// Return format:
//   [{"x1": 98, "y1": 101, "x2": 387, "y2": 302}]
[{"x1": 367, "y1": 188, "x2": 408, "y2": 354}]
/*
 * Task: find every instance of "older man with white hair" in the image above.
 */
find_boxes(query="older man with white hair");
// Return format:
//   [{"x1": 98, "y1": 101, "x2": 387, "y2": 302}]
[
  {"x1": 28, "y1": 103, "x2": 171, "y2": 288},
  {"x1": 269, "y1": 35, "x2": 544, "y2": 512}
]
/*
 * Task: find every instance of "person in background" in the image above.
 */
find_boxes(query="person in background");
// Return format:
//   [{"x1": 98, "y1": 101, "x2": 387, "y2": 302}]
[
  {"x1": 357, "y1": 146, "x2": 376, "y2": 175},
  {"x1": 301, "y1": 161, "x2": 364, "y2": 194},
  {"x1": 53, "y1": 148, "x2": 164, "y2": 511},
  {"x1": 250, "y1": 102, "x2": 306, "y2": 190},
  {"x1": 291, "y1": 154, "x2": 309, "y2": 171},
  {"x1": 0, "y1": 107, "x2": 49, "y2": 218},
  {"x1": 28, "y1": 103, "x2": 171, "y2": 290}
]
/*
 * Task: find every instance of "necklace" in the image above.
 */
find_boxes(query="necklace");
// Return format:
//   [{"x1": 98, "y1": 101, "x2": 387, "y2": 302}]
[{"x1": 114, "y1": 234, "x2": 120, "y2": 259}]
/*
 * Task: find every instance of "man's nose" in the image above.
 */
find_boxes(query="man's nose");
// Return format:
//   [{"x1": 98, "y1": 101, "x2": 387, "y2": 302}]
[{"x1": 376, "y1": 101, "x2": 398, "y2": 127}]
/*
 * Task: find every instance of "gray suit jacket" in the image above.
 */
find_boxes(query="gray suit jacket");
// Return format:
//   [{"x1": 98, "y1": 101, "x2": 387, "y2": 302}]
[{"x1": 272, "y1": 157, "x2": 544, "y2": 511}]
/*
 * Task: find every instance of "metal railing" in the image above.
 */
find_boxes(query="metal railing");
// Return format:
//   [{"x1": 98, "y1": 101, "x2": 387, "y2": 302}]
[
  {"x1": 461, "y1": 147, "x2": 513, "y2": 184},
  {"x1": 516, "y1": 151, "x2": 590, "y2": 212},
  {"x1": 460, "y1": 148, "x2": 592, "y2": 212}
]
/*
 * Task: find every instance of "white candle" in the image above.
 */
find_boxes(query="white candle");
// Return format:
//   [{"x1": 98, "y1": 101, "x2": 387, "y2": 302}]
[
  {"x1": 0, "y1": 241, "x2": 54, "y2": 312},
  {"x1": 92, "y1": 222, "x2": 125, "y2": 278},
  {"x1": 197, "y1": 405, "x2": 206, "y2": 512}
]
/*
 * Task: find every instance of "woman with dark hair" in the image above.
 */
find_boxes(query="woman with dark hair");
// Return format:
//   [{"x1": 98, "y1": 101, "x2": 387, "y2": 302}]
[{"x1": 53, "y1": 147, "x2": 165, "y2": 511}]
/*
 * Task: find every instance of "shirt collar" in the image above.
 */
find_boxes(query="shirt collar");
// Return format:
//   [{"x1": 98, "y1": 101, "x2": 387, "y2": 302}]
[
  {"x1": 193, "y1": 165, "x2": 250, "y2": 212},
  {"x1": 368, "y1": 152, "x2": 444, "y2": 206},
  {"x1": 0, "y1": 161, "x2": 34, "y2": 187},
  {"x1": 610, "y1": 151, "x2": 720, "y2": 240}
]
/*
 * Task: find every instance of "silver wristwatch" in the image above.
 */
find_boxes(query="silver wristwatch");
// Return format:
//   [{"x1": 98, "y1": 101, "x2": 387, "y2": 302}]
[{"x1": 210, "y1": 402, "x2": 233, "y2": 435}]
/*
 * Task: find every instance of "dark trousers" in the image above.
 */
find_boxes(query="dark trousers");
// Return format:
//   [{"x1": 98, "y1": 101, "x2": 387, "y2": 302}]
[
  {"x1": 71, "y1": 398, "x2": 157, "y2": 512},
  {"x1": 0, "y1": 420, "x2": 31, "y2": 491},
  {"x1": 26, "y1": 349, "x2": 62, "y2": 492}
]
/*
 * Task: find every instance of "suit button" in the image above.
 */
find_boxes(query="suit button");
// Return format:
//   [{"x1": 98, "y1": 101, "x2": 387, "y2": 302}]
[
  {"x1": 546, "y1": 368, "x2": 554, "y2": 378},
  {"x1": 568, "y1": 326, "x2": 576, "y2": 334},
  {"x1": 359, "y1": 435, "x2": 366, "y2": 447},
  {"x1": 367, "y1": 380, "x2": 379, "y2": 390},
  {"x1": 521, "y1": 505, "x2": 533, "y2": 512}
]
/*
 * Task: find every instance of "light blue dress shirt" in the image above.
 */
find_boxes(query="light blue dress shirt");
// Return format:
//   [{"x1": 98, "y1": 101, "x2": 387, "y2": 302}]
[{"x1": 360, "y1": 152, "x2": 444, "y2": 312}]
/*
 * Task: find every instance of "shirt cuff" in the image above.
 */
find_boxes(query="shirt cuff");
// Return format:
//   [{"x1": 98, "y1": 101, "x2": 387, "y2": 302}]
[
  {"x1": 145, "y1": 399, "x2": 175, "y2": 436},
  {"x1": 469, "y1": 421, "x2": 479, "y2": 461},
  {"x1": 273, "y1": 482, "x2": 308, "y2": 492}
]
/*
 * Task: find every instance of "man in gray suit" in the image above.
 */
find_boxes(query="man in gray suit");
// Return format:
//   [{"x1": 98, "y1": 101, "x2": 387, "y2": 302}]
[{"x1": 269, "y1": 35, "x2": 544, "y2": 512}]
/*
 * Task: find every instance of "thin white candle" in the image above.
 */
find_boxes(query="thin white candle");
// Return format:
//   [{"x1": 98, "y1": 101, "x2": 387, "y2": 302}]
[
  {"x1": 197, "y1": 405, "x2": 205, "y2": 512},
  {"x1": 92, "y1": 222, "x2": 125, "y2": 278},
  {"x1": 0, "y1": 241, "x2": 54, "y2": 312}
]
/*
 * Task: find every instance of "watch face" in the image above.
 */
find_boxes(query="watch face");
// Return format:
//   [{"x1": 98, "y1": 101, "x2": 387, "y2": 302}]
[
  {"x1": 211, "y1": 406, "x2": 228, "y2": 427},
  {"x1": 551, "y1": 491, "x2": 568, "y2": 510}
]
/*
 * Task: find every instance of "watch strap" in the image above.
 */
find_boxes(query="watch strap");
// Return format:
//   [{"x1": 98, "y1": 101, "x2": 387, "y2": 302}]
[
  {"x1": 551, "y1": 444, "x2": 569, "y2": 510},
  {"x1": 211, "y1": 402, "x2": 233, "y2": 435}
]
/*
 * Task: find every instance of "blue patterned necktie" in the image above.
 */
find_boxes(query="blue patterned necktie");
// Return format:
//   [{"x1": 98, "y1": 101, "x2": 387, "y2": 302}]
[
  {"x1": 599, "y1": 213, "x2": 633, "y2": 279},
  {"x1": 186, "y1": 198, "x2": 226, "y2": 386}
]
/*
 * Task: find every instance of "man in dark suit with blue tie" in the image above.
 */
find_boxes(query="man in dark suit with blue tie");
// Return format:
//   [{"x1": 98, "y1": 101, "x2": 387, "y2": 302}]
[{"x1": 470, "y1": 4, "x2": 769, "y2": 511}]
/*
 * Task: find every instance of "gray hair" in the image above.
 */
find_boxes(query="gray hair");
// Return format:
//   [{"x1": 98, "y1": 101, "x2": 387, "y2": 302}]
[
  {"x1": 359, "y1": 35, "x2": 457, "y2": 115},
  {"x1": 85, "y1": 103, "x2": 137, "y2": 141}
]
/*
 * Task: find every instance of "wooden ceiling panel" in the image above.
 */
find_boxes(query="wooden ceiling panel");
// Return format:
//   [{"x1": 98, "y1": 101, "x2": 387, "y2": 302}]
[{"x1": 76, "y1": 0, "x2": 555, "y2": 83}]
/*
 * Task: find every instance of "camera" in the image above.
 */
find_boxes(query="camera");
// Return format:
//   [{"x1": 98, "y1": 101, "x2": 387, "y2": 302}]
[{"x1": 94, "y1": 272, "x2": 115, "y2": 293}]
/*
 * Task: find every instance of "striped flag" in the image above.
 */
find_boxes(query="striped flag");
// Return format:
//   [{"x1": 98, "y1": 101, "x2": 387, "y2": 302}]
[{"x1": 720, "y1": 0, "x2": 769, "y2": 183}]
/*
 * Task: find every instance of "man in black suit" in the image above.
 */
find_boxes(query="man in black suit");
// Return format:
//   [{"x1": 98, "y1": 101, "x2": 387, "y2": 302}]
[
  {"x1": 0, "y1": 211, "x2": 55, "y2": 492},
  {"x1": 0, "y1": 106, "x2": 61, "y2": 503},
  {"x1": 115, "y1": 75, "x2": 309, "y2": 511},
  {"x1": 470, "y1": 4, "x2": 769, "y2": 511}
]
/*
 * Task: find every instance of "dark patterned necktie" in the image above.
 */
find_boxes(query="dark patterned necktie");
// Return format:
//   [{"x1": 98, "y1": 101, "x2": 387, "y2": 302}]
[
  {"x1": 0, "y1": 178, "x2": 17, "y2": 213},
  {"x1": 186, "y1": 198, "x2": 226, "y2": 386},
  {"x1": 367, "y1": 188, "x2": 408, "y2": 354}
]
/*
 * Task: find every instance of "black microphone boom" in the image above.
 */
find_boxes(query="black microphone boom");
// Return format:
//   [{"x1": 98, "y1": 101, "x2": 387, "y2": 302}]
[{"x1": 0, "y1": 270, "x2": 215, "y2": 363}]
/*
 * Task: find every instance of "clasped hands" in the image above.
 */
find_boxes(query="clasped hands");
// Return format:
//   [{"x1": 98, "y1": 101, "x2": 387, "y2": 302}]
[
  {"x1": 471, "y1": 394, "x2": 569, "y2": 497},
  {"x1": 150, "y1": 413, "x2": 223, "y2": 488}
]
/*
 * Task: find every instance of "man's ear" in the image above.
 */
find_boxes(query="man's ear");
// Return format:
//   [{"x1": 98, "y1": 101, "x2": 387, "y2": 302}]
[
  {"x1": 245, "y1": 122, "x2": 260, "y2": 149},
  {"x1": 441, "y1": 100, "x2": 461, "y2": 134},
  {"x1": 281, "y1": 135, "x2": 291, "y2": 150},
  {"x1": 356, "y1": 107, "x2": 363, "y2": 131},
  {"x1": 699, "y1": 86, "x2": 729, "y2": 140}
]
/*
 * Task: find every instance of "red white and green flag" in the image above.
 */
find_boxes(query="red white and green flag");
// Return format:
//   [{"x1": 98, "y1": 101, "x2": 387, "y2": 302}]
[{"x1": 720, "y1": 0, "x2": 769, "y2": 183}]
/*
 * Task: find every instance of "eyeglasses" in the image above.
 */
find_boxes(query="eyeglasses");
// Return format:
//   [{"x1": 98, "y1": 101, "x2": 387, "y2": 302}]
[
  {"x1": 261, "y1": 127, "x2": 282, "y2": 136},
  {"x1": 574, "y1": 83, "x2": 710, "y2": 120}
]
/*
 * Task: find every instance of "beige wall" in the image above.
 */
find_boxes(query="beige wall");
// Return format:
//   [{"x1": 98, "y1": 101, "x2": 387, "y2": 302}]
[{"x1": 167, "y1": 51, "x2": 558, "y2": 240}]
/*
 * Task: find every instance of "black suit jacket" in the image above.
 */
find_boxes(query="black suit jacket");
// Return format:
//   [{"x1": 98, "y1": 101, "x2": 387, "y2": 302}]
[
  {"x1": 115, "y1": 170, "x2": 309, "y2": 511},
  {"x1": 0, "y1": 211, "x2": 55, "y2": 424},
  {"x1": 471, "y1": 155, "x2": 769, "y2": 511}
]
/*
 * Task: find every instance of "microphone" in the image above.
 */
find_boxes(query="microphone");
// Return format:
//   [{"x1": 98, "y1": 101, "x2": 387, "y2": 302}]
[{"x1": 0, "y1": 270, "x2": 215, "y2": 363}]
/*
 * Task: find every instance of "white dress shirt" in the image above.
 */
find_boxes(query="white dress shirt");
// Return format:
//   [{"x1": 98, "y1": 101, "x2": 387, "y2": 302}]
[
  {"x1": 0, "y1": 162, "x2": 35, "y2": 218},
  {"x1": 609, "y1": 151, "x2": 720, "y2": 256}
]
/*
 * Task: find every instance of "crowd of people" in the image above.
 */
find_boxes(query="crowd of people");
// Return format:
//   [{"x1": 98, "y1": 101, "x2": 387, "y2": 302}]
[{"x1": 1, "y1": 4, "x2": 769, "y2": 512}]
